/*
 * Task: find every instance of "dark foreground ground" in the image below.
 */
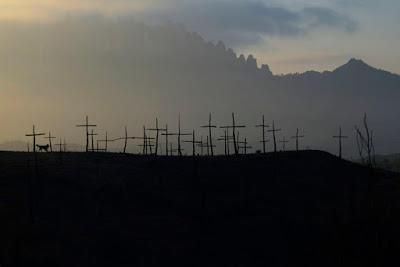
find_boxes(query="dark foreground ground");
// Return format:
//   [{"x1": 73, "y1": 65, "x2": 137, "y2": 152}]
[{"x1": 0, "y1": 150, "x2": 400, "y2": 266}]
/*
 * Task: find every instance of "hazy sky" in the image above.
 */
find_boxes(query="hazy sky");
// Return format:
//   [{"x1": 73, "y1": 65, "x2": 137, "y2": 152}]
[{"x1": 0, "y1": 0, "x2": 399, "y2": 74}]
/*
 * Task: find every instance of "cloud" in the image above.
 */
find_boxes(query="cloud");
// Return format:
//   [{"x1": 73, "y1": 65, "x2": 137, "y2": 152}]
[
  {"x1": 140, "y1": 1, "x2": 357, "y2": 46},
  {"x1": 302, "y1": 7, "x2": 356, "y2": 33},
  {"x1": 0, "y1": 0, "x2": 356, "y2": 46}
]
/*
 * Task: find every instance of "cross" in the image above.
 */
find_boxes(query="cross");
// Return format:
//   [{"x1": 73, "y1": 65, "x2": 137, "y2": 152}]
[
  {"x1": 174, "y1": 115, "x2": 192, "y2": 156},
  {"x1": 141, "y1": 126, "x2": 156, "y2": 155},
  {"x1": 201, "y1": 113, "x2": 217, "y2": 156},
  {"x1": 98, "y1": 132, "x2": 112, "y2": 153},
  {"x1": 138, "y1": 142, "x2": 155, "y2": 155},
  {"x1": 256, "y1": 115, "x2": 269, "y2": 154},
  {"x1": 198, "y1": 136, "x2": 216, "y2": 156},
  {"x1": 279, "y1": 136, "x2": 289, "y2": 151},
  {"x1": 183, "y1": 130, "x2": 202, "y2": 156},
  {"x1": 76, "y1": 115, "x2": 97, "y2": 152},
  {"x1": 220, "y1": 113, "x2": 246, "y2": 155},
  {"x1": 148, "y1": 118, "x2": 167, "y2": 156},
  {"x1": 162, "y1": 124, "x2": 175, "y2": 156},
  {"x1": 291, "y1": 128, "x2": 305, "y2": 152},
  {"x1": 169, "y1": 143, "x2": 180, "y2": 156},
  {"x1": 44, "y1": 131, "x2": 56, "y2": 152},
  {"x1": 54, "y1": 138, "x2": 63, "y2": 153},
  {"x1": 63, "y1": 138, "x2": 67, "y2": 152},
  {"x1": 88, "y1": 129, "x2": 98, "y2": 152},
  {"x1": 198, "y1": 136, "x2": 204, "y2": 156},
  {"x1": 333, "y1": 127, "x2": 348, "y2": 159},
  {"x1": 112, "y1": 126, "x2": 142, "y2": 154},
  {"x1": 25, "y1": 125, "x2": 45, "y2": 153},
  {"x1": 267, "y1": 120, "x2": 282, "y2": 153},
  {"x1": 238, "y1": 138, "x2": 252, "y2": 155},
  {"x1": 217, "y1": 129, "x2": 229, "y2": 156}
]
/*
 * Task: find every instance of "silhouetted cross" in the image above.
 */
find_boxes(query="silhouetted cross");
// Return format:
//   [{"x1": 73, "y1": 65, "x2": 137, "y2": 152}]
[
  {"x1": 44, "y1": 131, "x2": 56, "y2": 152},
  {"x1": 256, "y1": 115, "x2": 270, "y2": 154},
  {"x1": 88, "y1": 130, "x2": 98, "y2": 152},
  {"x1": 291, "y1": 128, "x2": 305, "y2": 152},
  {"x1": 76, "y1": 116, "x2": 97, "y2": 152},
  {"x1": 333, "y1": 127, "x2": 348, "y2": 159},
  {"x1": 98, "y1": 132, "x2": 115, "y2": 153},
  {"x1": 183, "y1": 130, "x2": 202, "y2": 156},
  {"x1": 220, "y1": 113, "x2": 246, "y2": 155},
  {"x1": 148, "y1": 118, "x2": 167, "y2": 156},
  {"x1": 279, "y1": 136, "x2": 289, "y2": 151},
  {"x1": 201, "y1": 113, "x2": 217, "y2": 156},
  {"x1": 26, "y1": 125, "x2": 45, "y2": 153},
  {"x1": 161, "y1": 125, "x2": 175, "y2": 156},
  {"x1": 267, "y1": 120, "x2": 282, "y2": 153},
  {"x1": 54, "y1": 138, "x2": 63, "y2": 153},
  {"x1": 238, "y1": 138, "x2": 252, "y2": 155},
  {"x1": 217, "y1": 129, "x2": 230, "y2": 156}
]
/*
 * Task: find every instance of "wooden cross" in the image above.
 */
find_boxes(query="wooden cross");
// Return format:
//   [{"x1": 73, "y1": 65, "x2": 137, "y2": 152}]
[
  {"x1": 76, "y1": 115, "x2": 97, "y2": 152},
  {"x1": 256, "y1": 115, "x2": 269, "y2": 154},
  {"x1": 148, "y1": 118, "x2": 167, "y2": 156},
  {"x1": 201, "y1": 113, "x2": 217, "y2": 156},
  {"x1": 88, "y1": 129, "x2": 98, "y2": 152},
  {"x1": 63, "y1": 138, "x2": 67, "y2": 152},
  {"x1": 291, "y1": 128, "x2": 305, "y2": 152},
  {"x1": 98, "y1": 132, "x2": 112, "y2": 153},
  {"x1": 267, "y1": 120, "x2": 282, "y2": 153},
  {"x1": 169, "y1": 143, "x2": 180, "y2": 156},
  {"x1": 183, "y1": 130, "x2": 202, "y2": 156},
  {"x1": 198, "y1": 136, "x2": 204, "y2": 156},
  {"x1": 220, "y1": 113, "x2": 246, "y2": 155},
  {"x1": 162, "y1": 124, "x2": 175, "y2": 156},
  {"x1": 279, "y1": 136, "x2": 289, "y2": 151},
  {"x1": 112, "y1": 126, "x2": 142, "y2": 154},
  {"x1": 25, "y1": 125, "x2": 45, "y2": 153},
  {"x1": 54, "y1": 138, "x2": 63, "y2": 153},
  {"x1": 238, "y1": 138, "x2": 252, "y2": 155},
  {"x1": 141, "y1": 126, "x2": 156, "y2": 155},
  {"x1": 138, "y1": 142, "x2": 155, "y2": 155},
  {"x1": 217, "y1": 129, "x2": 229, "y2": 156},
  {"x1": 333, "y1": 127, "x2": 348, "y2": 159},
  {"x1": 174, "y1": 115, "x2": 192, "y2": 156},
  {"x1": 198, "y1": 136, "x2": 216, "y2": 156},
  {"x1": 95, "y1": 140, "x2": 106, "y2": 152},
  {"x1": 44, "y1": 131, "x2": 56, "y2": 152}
]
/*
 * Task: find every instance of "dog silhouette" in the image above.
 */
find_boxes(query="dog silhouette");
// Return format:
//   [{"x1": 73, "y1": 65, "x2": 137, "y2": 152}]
[{"x1": 36, "y1": 144, "x2": 50, "y2": 152}]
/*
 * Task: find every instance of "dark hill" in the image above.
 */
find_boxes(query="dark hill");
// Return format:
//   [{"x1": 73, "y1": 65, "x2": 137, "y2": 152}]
[{"x1": 1, "y1": 151, "x2": 399, "y2": 266}]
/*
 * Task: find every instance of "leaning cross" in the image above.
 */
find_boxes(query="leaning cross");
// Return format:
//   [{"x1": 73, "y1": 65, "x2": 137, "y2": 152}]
[{"x1": 267, "y1": 120, "x2": 282, "y2": 153}]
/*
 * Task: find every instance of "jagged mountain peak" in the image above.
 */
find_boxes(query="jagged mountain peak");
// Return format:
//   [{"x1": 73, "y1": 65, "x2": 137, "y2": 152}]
[{"x1": 333, "y1": 58, "x2": 375, "y2": 74}]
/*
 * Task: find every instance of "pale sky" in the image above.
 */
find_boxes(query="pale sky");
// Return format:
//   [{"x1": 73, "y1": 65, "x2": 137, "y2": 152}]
[{"x1": 0, "y1": 0, "x2": 399, "y2": 74}]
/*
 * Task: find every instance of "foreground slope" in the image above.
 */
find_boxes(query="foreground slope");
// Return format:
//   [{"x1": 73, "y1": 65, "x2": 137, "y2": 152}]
[{"x1": 1, "y1": 150, "x2": 399, "y2": 266}]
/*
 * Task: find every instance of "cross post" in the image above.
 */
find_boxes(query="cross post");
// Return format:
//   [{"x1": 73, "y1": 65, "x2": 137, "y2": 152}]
[
  {"x1": 291, "y1": 128, "x2": 305, "y2": 152},
  {"x1": 256, "y1": 115, "x2": 269, "y2": 154},
  {"x1": 333, "y1": 127, "x2": 348, "y2": 159},
  {"x1": 267, "y1": 120, "x2": 282, "y2": 153},
  {"x1": 76, "y1": 115, "x2": 97, "y2": 152},
  {"x1": 25, "y1": 125, "x2": 45, "y2": 153}
]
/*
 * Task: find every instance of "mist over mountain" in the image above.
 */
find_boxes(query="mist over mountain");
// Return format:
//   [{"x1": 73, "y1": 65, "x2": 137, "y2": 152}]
[{"x1": 0, "y1": 16, "x2": 399, "y2": 156}]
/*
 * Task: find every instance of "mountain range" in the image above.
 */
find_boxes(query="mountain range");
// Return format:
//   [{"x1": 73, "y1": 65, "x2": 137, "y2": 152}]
[{"x1": 0, "y1": 17, "x2": 399, "y2": 156}]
